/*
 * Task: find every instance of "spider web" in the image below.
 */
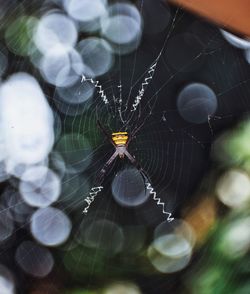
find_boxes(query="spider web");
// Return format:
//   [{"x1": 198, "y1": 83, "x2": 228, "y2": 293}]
[{"x1": 1, "y1": 0, "x2": 250, "y2": 293}]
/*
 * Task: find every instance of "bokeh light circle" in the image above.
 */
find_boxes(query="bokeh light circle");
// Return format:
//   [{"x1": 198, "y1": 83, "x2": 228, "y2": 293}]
[
  {"x1": 76, "y1": 218, "x2": 124, "y2": 256},
  {"x1": 0, "y1": 264, "x2": 15, "y2": 294},
  {"x1": 40, "y1": 47, "x2": 84, "y2": 87},
  {"x1": 112, "y1": 167, "x2": 150, "y2": 207},
  {"x1": 19, "y1": 166, "x2": 61, "y2": 208},
  {"x1": 65, "y1": 0, "x2": 107, "y2": 23},
  {"x1": 148, "y1": 219, "x2": 195, "y2": 273},
  {"x1": 101, "y1": 3, "x2": 141, "y2": 45},
  {"x1": 177, "y1": 83, "x2": 217, "y2": 123},
  {"x1": 216, "y1": 169, "x2": 250, "y2": 208},
  {"x1": 220, "y1": 29, "x2": 250, "y2": 49},
  {"x1": 56, "y1": 80, "x2": 94, "y2": 105},
  {"x1": 31, "y1": 207, "x2": 72, "y2": 246},
  {"x1": 15, "y1": 241, "x2": 54, "y2": 277},
  {"x1": 34, "y1": 13, "x2": 78, "y2": 54},
  {"x1": 77, "y1": 37, "x2": 113, "y2": 77}
]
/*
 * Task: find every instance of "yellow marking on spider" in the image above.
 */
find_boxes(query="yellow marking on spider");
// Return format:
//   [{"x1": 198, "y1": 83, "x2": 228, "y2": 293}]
[{"x1": 112, "y1": 132, "x2": 128, "y2": 146}]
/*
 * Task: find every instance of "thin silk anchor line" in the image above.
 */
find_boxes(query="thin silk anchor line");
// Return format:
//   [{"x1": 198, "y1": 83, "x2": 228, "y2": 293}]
[
  {"x1": 81, "y1": 75, "x2": 109, "y2": 105},
  {"x1": 129, "y1": 8, "x2": 181, "y2": 114},
  {"x1": 145, "y1": 181, "x2": 174, "y2": 222},
  {"x1": 83, "y1": 186, "x2": 103, "y2": 214}
]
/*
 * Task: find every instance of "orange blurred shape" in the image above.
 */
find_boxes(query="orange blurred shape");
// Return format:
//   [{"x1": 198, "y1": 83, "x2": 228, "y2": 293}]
[
  {"x1": 168, "y1": 0, "x2": 250, "y2": 37},
  {"x1": 184, "y1": 197, "x2": 217, "y2": 245}
]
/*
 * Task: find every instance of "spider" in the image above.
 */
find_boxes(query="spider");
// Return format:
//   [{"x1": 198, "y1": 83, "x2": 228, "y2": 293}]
[{"x1": 95, "y1": 120, "x2": 143, "y2": 184}]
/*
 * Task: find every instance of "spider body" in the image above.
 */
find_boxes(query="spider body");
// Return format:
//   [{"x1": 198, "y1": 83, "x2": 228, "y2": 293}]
[
  {"x1": 96, "y1": 121, "x2": 141, "y2": 182},
  {"x1": 112, "y1": 132, "x2": 129, "y2": 158}
]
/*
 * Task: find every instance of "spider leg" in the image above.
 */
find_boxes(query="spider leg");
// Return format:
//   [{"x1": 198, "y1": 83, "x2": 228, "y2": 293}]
[
  {"x1": 127, "y1": 120, "x2": 145, "y2": 146},
  {"x1": 124, "y1": 149, "x2": 143, "y2": 172},
  {"x1": 124, "y1": 149, "x2": 135, "y2": 163},
  {"x1": 95, "y1": 150, "x2": 119, "y2": 185},
  {"x1": 124, "y1": 149, "x2": 150, "y2": 197},
  {"x1": 83, "y1": 150, "x2": 118, "y2": 214},
  {"x1": 97, "y1": 120, "x2": 116, "y2": 147}
]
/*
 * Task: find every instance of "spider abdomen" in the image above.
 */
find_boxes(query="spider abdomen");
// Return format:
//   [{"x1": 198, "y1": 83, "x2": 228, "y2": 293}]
[{"x1": 112, "y1": 132, "x2": 128, "y2": 147}]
